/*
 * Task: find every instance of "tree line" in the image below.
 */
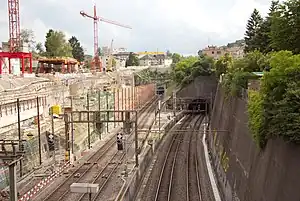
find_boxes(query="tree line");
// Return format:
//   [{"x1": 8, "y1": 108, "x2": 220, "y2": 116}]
[
  {"x1": 222, "y1": 0, "x2": 300, "y2": 148},
  {"x1": 21, "y1": 29, "x2": 85, "y2": 62},
  {"x1": 169, "y1": 0, "x2": 300, "y2": 148}
]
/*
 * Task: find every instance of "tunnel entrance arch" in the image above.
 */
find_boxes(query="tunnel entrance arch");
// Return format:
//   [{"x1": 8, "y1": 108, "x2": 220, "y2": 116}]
[
  {"x1": 187, "y1": 98, "x2": 209, "y2": 114},
  {"x1": 165, "y1": 97, "x2": 210, "y2": 114}
]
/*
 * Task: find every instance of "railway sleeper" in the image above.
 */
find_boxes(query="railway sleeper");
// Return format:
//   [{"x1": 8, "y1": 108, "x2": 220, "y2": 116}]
[{"x1": 84, "y1": 162, "x2": 91, "y2": 165}]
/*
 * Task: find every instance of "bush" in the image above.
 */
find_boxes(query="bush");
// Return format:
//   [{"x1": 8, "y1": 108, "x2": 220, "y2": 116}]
[{"x1": 247, "y1": 90, "x2": 265, "y2": 147}]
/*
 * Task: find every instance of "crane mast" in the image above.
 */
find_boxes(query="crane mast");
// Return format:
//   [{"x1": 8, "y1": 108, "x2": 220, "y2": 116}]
[
  {"x1": 80, "y1": 4, "x2": 132, "y2": 73},
  {"x1": 8, "y1": 0, "x2": 21, "y2": 52}
]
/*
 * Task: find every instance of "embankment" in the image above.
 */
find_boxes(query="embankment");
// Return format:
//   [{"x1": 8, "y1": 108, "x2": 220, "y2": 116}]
[{"x1": 208, "y1": 84, "x2": 300, "y2": 201}]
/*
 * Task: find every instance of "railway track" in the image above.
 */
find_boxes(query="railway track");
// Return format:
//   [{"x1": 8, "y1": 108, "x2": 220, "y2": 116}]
[
  {"x1": 35, "y1": 97, "x2": 158, "y2": 201},
  {"x1": 139, "y1": 114, "x2": 215, "y2": 201},
  {"x1": 187, "y1": 115, "x2": 205, "y2": 201},
  {"x1": 154, "y1": 115, "x2": 194, "y2": 201}
]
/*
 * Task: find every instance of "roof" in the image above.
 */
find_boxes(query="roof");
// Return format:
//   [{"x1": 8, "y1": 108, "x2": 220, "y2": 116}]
[
  {"x1": 252, "y1": 72, "x2": 264, "y2": 77},
  {"x1": 140, "y1": 54, "x2": 166, "y2": 60},
  {"x1": 38, "y1": 57, "x2": 78, "y2": 64},
  {"x1": 140, "y1": 55, "x2": 155, "y2": 60}
]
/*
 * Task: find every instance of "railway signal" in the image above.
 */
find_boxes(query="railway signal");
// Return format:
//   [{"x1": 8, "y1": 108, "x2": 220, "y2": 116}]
[{"x1": 117, "y1": 132, "x2": 123, "y2": 150}]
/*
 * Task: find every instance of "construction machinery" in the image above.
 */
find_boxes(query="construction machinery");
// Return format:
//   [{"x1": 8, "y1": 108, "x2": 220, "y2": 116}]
[{"x1": 80, "y1": 4, "x2": 132, "y2": 73}]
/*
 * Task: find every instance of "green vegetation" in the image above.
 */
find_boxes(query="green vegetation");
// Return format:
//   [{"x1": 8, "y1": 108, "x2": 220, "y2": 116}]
[
  {"x1": 248, "y1": 90, "x2": 264, "y2": 147},
  {"x1": 69, "y1": 36, "x2": 85, "y2": 62},
  {"x1": 44, "y1": 29, "x2": 73, "y2": 57},
  {"x1": 19, "y1": 29, "x2": 85, "y2": 61},
  {"x1": 170, "y1": 55, "x2": 213, "y2": 86},
  {"x1": 216, "y1": 0, "x2": 300, "y2": 148},
  {"x1": 134, "y1": 68, "x2": 170, "y2": 86},
  {"x1": 125, "y1": 52, "x2": 139, "y2": 67}
]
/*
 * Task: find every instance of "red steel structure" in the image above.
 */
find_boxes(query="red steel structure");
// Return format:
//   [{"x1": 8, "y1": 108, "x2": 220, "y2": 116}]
[
  {"x1": 80, "y1": 4, "x2": 132, "y2": 72},
  {"x1": 0, "y1": 0, "x2": 33, "y2": 75},
  {"x1": 8, "y1": 0, "x2": 21, "y2": 52}
]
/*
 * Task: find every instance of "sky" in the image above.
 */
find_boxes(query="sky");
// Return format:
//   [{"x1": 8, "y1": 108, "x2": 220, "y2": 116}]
[{"x1": 0, "y1": 0, "x2": 273, "y2": 55}]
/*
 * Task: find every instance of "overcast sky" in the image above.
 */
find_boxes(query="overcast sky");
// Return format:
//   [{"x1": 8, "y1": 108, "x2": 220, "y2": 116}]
[{"x1": 0, "y1": 0, "x2": 272, "y2": 55}]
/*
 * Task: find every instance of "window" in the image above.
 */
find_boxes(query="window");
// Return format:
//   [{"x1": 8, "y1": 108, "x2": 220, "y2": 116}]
[
  {"x1": 217, "y1": 51, "x2": 221, "y2": 54},
  {"x1": 212, "y1": 51, "x2": 214, "y2": 54}
]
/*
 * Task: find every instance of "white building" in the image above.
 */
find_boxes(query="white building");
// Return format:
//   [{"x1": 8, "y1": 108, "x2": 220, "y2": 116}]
[
  {"x1": 139, "y1": 54, "x2": 173, "y2": 66},
  {"x1": 164, "y1": 58, "x2": 173, "y2": 66}
]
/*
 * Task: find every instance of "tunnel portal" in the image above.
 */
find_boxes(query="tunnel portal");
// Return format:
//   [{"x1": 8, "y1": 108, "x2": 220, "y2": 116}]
[{"x1": 187, "y1": 98, "x2": 209, "y2": 114}]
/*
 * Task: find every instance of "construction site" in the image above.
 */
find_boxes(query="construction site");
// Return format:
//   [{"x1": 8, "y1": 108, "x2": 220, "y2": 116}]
[
  {"x1": 0, "y1": 1, "x2": 164, "y2": 200},
  {"x1": 0, "y1": 1, "x2": 222, "y2": 201}
]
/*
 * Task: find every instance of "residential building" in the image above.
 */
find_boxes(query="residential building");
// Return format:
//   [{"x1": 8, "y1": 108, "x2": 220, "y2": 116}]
[
  {"x1": 226, "y1": 46, "x2": 245, "y2": 58},
  {"x1": 200, "y1": 42, "x2": 245, "y2": 60},
  {"x1": 201, "y1": 46, "x2": 227, "y2": 60},
  {"x1": 112, "y1": 52, "x2": 136, "y2": 67},
  {"x1": 139, "y1": 54, "x2": 172, "y2": 66}
]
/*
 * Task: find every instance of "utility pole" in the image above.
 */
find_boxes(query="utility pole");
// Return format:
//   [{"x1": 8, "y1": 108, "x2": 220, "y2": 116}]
[
  {"x1": 98, "y1": 90, "x2": 102, "y2": 140},
  {"x1": 0, "y1": 140, "x2": 25, "y2": 201},
  {"x1": 51, "y1": 109, "x2": 55, "y2": 164},
  {"x1": 70, "y1": 96, "x2": 74, "y2": 155},
  {"x1": 173, "y1": 91, "x2": 176, "y2": 117},
  {"x1": 158, "y1": 99, "x2": 161, "y2": 139},
  {"x1": 37, "y1": 97, "x2": 42, "y2": 165},
  {"x1": 87, "y1": 93, "x2": 91, "y2": 149},
  {"x1": 113, "y1": 88, "x2": 116, "y2": 128},
  {"x1": 17, "y1": 98, "x2": 22, "y2": 177},
  {"x1": 117, "y1": 89, "x2": 120, "y2": 126},
  {"x1": 106, "y1": 91, "x2": 109, "y2": 133}
]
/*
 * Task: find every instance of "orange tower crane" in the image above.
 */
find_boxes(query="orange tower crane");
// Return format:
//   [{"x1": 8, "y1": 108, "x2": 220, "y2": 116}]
[{"x1": 80, "y1": 4, "x2": 132, "y2": 72}]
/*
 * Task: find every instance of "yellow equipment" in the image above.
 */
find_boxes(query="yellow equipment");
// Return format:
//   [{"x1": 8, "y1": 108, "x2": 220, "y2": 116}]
[
  {"x1": 137, "y1": 51, "x2": 165, "y2": 55},
  {"x1": 51, "y1": 105, "x2": 61, "y2": 116}
]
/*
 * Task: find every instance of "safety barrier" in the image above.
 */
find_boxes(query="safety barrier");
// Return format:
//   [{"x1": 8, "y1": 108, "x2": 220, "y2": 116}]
[{"x1": 18, "y1": 162, "x2": 70, "y2": 201}]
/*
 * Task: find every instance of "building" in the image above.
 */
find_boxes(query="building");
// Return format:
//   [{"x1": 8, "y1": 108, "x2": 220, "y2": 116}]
[
  {"x1": 201, "y1": 46, "x2": 227, "y2": 60},
  {"x1": 200, "y1": 43, "x2": 245, "y2": 60},
  {"x1": 112, "y1": 52, "x2": 133, "y2": 67},
  {"x1": 101, "y1": 46, "x2": 110, "y2": 56},
  {"x1": 139, "y1": 54, "x2": 172, "y2": 66},
  {"x1": 226, "y1": 46, "x2": 244, "y2": 59}
]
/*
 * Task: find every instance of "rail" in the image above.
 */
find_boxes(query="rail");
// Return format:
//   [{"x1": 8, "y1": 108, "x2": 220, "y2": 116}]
[
  {"x1": 154, "y1": 115, "x2": 193, "y2": 201},
  {"x1": 36, "y1": 95, "x2": 157, "y2": 201},
  {"x1": 187, "y1": 115, "x2": 204, "y2": 201}
]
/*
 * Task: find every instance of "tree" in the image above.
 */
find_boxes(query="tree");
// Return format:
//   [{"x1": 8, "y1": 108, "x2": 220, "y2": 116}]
[
  {"x1": 44, "y1": 30, "x2": 72, "y2": 57},
  {"x1": 125, "y1": 52, "x2": 139, "y2": 67},
  {"x1": 171, "y1": 56, "x2": 213, "y2": 86},
  {"x1": 45, "y1": 29, "x2": 54, "y2": 53},
  {"x1": 166, "y1": 50, "x2": 172, "y2": 57},
  {"x1": 214, "y1": 53, "x2": 233, "y2": 78},
  {"x1": 35, "y1": 42, "x2": 45, "y2": 54},
  {"x1": 258, "y1": 0, "x2": 279, "y2": 53},
  {"x1": 20, "y1": 29, "x2": 36, "y2": 52},
  {"x1": 171, "y1": 53, "x2": 181, "y2": 64},
  {"x1": 270, "y1": 0, "x2": 300, "y2": 54},
  {"x1": 244, "y1": 9, "x2": 263, "y2": 53},
  {"x1": 69, "y1": 36, "x2": 85, "y2": 62}
]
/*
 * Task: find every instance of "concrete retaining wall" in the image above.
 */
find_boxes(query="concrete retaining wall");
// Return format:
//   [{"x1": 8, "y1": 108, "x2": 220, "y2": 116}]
[{"x1": 208, "y1": 84, "x2": 300, "y2": 201}]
